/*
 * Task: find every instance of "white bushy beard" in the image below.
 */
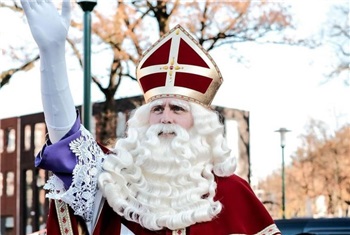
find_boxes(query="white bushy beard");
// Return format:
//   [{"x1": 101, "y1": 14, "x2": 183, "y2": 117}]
[{"x1": 99, "y1": 123, "x2": 222, "y2": 231}]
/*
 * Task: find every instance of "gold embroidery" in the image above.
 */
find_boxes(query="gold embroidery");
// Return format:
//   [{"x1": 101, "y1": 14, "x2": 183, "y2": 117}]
[
  {"x1": 54, "y1": 200, "x2": 74, "y2": 235},
  {"x1": 172, "y1": 228, "x2": 186, "y2": 235}
]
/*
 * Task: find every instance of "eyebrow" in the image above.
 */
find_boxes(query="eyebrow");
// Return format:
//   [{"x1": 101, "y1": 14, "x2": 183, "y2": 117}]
[
  {"x1": 169, "y1": 100, "x2": 190, "y2": 111},
  {"x1": 149, "y1": 99, "x2": 190, "y2": 111}
]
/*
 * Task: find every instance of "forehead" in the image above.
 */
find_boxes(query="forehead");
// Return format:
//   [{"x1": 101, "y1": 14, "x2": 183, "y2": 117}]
[{"x1": 149, "y1": 98, "x2": 190, "y2": 109}]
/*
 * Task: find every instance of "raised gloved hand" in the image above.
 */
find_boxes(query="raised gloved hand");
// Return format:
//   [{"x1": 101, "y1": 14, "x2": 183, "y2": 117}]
[
  {"x1": 21, "y1": 0, "x2": 76, "y2": 143},
  {"x1": 21, "y1": 0, "x2": 71, "y2": 66}
]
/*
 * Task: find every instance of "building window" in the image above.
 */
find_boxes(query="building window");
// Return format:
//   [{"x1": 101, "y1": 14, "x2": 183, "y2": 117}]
[
  {"x1": 26, "y1": 170, "x2": 33, "y2": 209},
  {"x1": 5, "y1": 128, "x2": 16, "y2": 153},
  {"x1": 116, "y1": 112, "x2": 127, "y2": 138},
  {"x1": 0, "y1": 216, "x2": 14, "y2": 235},
  {"x1": 37, "y1": 169, "x2": 47, "y2": 230},
  {"x1": 34, "y1": 123, "x2": 46, "y2": 157},
  {"x1": 24, "y1": 125, "x2": 32, "y2": 151},
  {"x1": 25, "y1": 170, "x2": 34, "y2": 232},
  {"x1": 5, "y1": 171, "x2": 15, "y2": 196}
]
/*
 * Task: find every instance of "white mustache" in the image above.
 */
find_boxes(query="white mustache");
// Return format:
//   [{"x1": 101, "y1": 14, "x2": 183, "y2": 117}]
[{"x1": 147, "y1": 124, "x2": 179, "y2": 136}]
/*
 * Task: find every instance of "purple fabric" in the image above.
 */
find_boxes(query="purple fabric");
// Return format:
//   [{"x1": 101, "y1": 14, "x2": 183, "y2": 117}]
[{"x1": 35, "y1": 113, "x2": 82, "y2": 189}]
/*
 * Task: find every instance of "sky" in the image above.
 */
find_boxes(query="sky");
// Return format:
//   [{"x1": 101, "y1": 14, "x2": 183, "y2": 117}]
[{"x1": 0, "y1": 1, "x2": 349, "y2": 181}]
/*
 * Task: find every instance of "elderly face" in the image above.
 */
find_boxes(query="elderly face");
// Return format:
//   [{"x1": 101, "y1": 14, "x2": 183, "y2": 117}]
[{"x1": 148, "y1": 98, "x2": 194, "y2": 136}]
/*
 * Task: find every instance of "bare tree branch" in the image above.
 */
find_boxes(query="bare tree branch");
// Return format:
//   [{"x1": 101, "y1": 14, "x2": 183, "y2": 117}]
[{"x1": 0, "y1": 55, "x2": 39, "y2": 88}]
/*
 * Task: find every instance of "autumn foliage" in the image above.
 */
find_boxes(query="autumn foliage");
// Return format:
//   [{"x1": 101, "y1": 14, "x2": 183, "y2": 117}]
[{"x1": 259, "y1": 120, "x2": 350, "y2": 219}]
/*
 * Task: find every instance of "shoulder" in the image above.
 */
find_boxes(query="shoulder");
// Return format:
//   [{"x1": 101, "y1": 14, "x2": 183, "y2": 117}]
[
  {"x1": 214, "y1": 175, "x2": 277, "y2": 233},
  {"x1": 214, "y1": 174, "x2": 261, "y2": 209},
  {"x1": 216, "y1": 174, "x2": 253, "y2": 195}
]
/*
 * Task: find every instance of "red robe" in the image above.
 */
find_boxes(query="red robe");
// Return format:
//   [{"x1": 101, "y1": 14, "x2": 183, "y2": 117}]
[{"x1": 46, "y1": 174, "x2": 280, "y2": 235}]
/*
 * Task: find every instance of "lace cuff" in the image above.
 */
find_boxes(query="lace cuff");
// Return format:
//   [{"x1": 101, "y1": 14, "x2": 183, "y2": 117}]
[{"x1": 43, "y1": 125, "x2": 105, "y2": 221}]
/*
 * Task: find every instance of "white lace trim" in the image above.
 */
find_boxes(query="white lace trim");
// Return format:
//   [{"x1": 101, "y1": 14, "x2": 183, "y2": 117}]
[
  {"x1": 256, "y1": 224, "x2": 281, "y2": 235},
  {"x1": 44, "y1": 174, "x2": 66, "y2": 199},
  {"x1": 43, "y1": 125, "x2": 105, "y2": 222}
]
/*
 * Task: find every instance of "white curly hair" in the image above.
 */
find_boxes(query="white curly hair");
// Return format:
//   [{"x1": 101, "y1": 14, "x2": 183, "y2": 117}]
[{"x1": 98, "y1": 99, "x2": 236, "y2": 230}]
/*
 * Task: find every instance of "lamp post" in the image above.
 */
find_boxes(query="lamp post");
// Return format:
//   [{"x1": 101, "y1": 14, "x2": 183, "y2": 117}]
[
  {"x1": 275, "y1": 127, "x2": 291, "y2": 219},
  {"x1": 77, "y1": 0, "x2": 97, "y2": 131}
]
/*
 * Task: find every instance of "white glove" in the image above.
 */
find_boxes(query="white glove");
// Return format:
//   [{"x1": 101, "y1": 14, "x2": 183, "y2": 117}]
[{"x1": 21, "y1": 0, "x2": 76, "y2": 143}]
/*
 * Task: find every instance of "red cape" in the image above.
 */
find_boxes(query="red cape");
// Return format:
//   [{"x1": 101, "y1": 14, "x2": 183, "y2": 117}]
[{"x1": 46, "y1": 174, "x2": 280, "y2": 235}]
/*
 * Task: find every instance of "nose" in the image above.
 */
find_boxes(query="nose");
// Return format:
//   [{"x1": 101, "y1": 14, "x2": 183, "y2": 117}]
[{"x1": 160, "y1": 108, "x2": 173, "y2": 124}]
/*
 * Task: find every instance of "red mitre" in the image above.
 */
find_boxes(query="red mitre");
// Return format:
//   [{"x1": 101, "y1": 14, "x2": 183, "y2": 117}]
[{"x1": 136, "y1": 25, "x2": 223, "y2": 106}]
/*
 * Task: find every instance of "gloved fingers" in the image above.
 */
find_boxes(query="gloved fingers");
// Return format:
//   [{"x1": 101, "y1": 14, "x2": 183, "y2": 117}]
[
  {"x1": 21, "y1": 0, "x2": 70, "y2": 53},
  {"x1": 21, "y1": 0, "x2": 44, "y2": 11},
  {"x1": 20, "y1": 0, "x2": 29, "y2": 10},
  {"x1": 21, "y1": 0, "x2": 56, "y2": 18},
  {"x1": 61, "y1": 0, "x2": 71, "y2": 29},
  {"x1": 20, "y1": 0, "x2": 34, "y2": 17}
]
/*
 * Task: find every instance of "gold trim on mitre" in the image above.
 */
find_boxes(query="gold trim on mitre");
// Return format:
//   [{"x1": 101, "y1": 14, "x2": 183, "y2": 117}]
[{"x1": 136, "y1": 25, "x2": 223, "y2": 106}]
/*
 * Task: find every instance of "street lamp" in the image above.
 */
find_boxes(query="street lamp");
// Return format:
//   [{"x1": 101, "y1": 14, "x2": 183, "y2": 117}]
[
  {"x1": 275, "y1": 127, "x2": 291, "y2": 219},
  {"x1": 77, "y1": 0, "x2": 97, "y2": 131}
]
